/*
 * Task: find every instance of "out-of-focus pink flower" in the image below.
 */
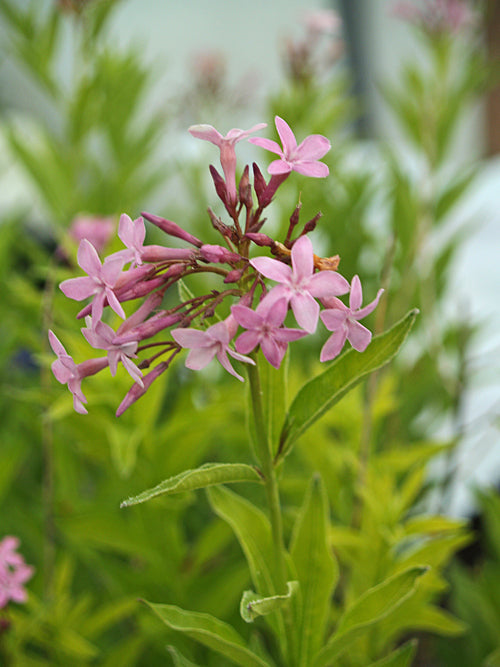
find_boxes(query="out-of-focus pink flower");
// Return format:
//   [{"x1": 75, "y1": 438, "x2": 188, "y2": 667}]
[
  {"x1": 249, "y1": 116, "x2": 331, "y2": 178},
  {"x1": 189, "y1": 123, "x2": 267, "y2": 202},
  {"x1": 68, "y1": 215, "x2": 115, "y2": 255},
  {"x1": 320, "y1": 275, "x2": 384, "y2": 361},
  {"x1": 0, "y1": 536, "x2": 34, "y2": 609},
  {"x1": 82, "y1": 317, "x2": 143, "y2": 386},
  {"x1": 59, "y1": 239, "x2": 126, "y2": 322},
  {"x1": 392, "y1": 0, "x2": 476, "y2": 33},
  {"x1": 250, "y1": 235, "x2": 349, "y2": 333},
  {"x1": 304, "y1": 9, "x2": 342, "y2": 35},
  {"x1": 172, "y1": 316, "x2": 255, "y2": 381},
  {"x1": 49, "y1": 330, "x2": 108, "y2": 414},
  {"x1": 232, "y1": 298, "x2": 307, "y2": 369}
]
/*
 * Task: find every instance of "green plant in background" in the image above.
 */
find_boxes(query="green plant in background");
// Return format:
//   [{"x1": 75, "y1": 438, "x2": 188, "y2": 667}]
[{"x1": 0, "y1": 0, "x2": 496, "y2": 665}]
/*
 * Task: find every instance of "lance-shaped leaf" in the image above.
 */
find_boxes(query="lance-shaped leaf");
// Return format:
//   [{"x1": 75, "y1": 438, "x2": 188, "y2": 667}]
[
  {"x1": 167, "y1": 645, "x2": 199, "y2": 667},
  {"x1": 145, "y1": 602, "x2": 269, "y2": 667},
  {"x1": 207, "y1": 485, "x2": 285, "y2": 639},
  {"x1": 312, "y1": 566, "x2": 427, "y2": 666},
  {"x1": 278, "y1": 309, "x2": 418, "y2": 461},
  {"x1": 120, "y1": 463, "x2": 262, "y2": 508},
  {"x1": 368, "y1": 639, "x2": 418, "y2": 667},
  {"x1": 290, "y1": 475, "x2": 338, "y2": 665},
  {"x1": 240, "y1": 581, "x2": 298, "y2": 623}
]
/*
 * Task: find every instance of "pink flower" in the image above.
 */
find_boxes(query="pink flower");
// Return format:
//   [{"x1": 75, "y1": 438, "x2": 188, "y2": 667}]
[
  {"x1": 81, "y1": 317, "x2": 143, "y2": 386},
  {"x1": 232, "y1": 298, "x2": 307, "y2": 369},
  {"x1": 107, "y1": 214, "x2": 146, "y2": 267},
  {"x1": 249, "y1": 116, "x2": 331, "y2": 178},
  {"x1": 320, "y1": 275, "x2": 384, "y2": 361},
  {"x1": 59, "y1": 239, "x2": 126, "y2": 322},
  {"x1": 68, "y1": 215, "x2": 115, "y2": 255},
  {"x1": 392, "y1": 0, "x2": 475, "y2": 33},
  {"x1": 189, "y1": 123, "x2": 267, "y2": 202},
  {"x1": 172, "y1": 316, "x2": 255, "y2": 382},
  {"x1": 49, "y1": 330, "x2": 108, "y2": 414},
  {"x1": 250, "y1": 235, "x2": 349, "y2": 333},
  {"x1": 0, "y1": 536, "x2": 34, "y2": 609}
]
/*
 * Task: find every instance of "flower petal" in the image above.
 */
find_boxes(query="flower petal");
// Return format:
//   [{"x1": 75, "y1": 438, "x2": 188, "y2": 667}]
[
  {"x1": 295, "y1": 134, "x2": 331, "y2": 161},
  {"x1": 250, "y1": 256, "x2": 292, "y2": 283},
  {"x1": 292, "y1": 160, "x2": 329, "y2": 178},
  {"x1": 347, "y1": 320, "x2": 372, "y2": 352},
  {"x1": 275, "y1": 116, "x2": 297, "y2": 155},
  {"x1": 172, "y1": 328, "x2": 212, "y2": 349},
  {"x1": 308, "y1": 271, "x2": 350, "y2": 298},
  {"x1": 77, "y1": 239, "x2": 102, "y2": 276},
  {"x1": 291, "y1": 235, "x2": 314, "y2": 282},
  {"x1": 188, "y1": 124, "x2": 223, "y2": 145},
  {"x1": 355, "y1": 288, "x2": 384, "y2": 320},
  {"x1": 248, "y1": 137, "x2": 284, "y2": 156},
  {"x1": 349, "y1": 275, "x2": 363, "y2": 311},
  {"x1": 185, "y1": 345, "x2": 217, "y2": 370},
  {"x1": 231, "y1": 304, "x2": 262, "y2": 330},
  {"x1": 235, "y1": 330, "x2": 260, "y2": 354},
  {"x1": 320, "y1": 328, "x2": 348, "y2": 362},
  {"x1": 260, "y1": 336, "x2": 285, "y2": 369},
  {"x1": 290, "y1": 291, "x2": 319, "y2": 333}
]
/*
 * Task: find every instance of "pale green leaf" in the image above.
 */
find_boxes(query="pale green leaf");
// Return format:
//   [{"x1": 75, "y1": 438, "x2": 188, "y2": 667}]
[
  {"x1": 144, "y1": 602, "x2": 269, "y2": 667},
  {"x1": 240, "y1": 581, "x2": 298, "y2": 623},
  {"x1": 278, "y1": 310, "x2": 418, "y2": 460},
  {"x1": 120, "y1": 463, "x2": 262, "y2": 508},
  {"x1": 369, "y1": 639, "x2": 418, "y2": 667},
  {"x1": 167, "y1": 645, "x2": 200, "y2": 667},
  {"x1": 290, "y1": 474, "x2": 339, "y2": 665},
  {"x1": 313, "y1": 566, "x2": 427, "y2": 666}
]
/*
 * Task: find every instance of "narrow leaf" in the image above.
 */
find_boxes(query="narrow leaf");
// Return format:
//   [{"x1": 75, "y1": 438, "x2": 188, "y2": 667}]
[
  {"x1": 240, "y1": 581, "x2": 298, "y2": 623},
  {"x1": 167, "y1": 645, "x2": 200, "y2": 667},
  {"x1": 120, "y1": 463, "x2": 261, "y2": 508},
  {"x1": 260, "y1": 352, "x2": 288, "y2": 456},
  {"x1": 279, "y1": 310, "x2": 418, "y2": 459},
  {"x1": 145, "y1": 602, "x2": 269, "y2": 667},
  {"x1": 313, "y1": 566, "x2": 427, "y2": 666},
  {"x1": 207, "y1": 486, "x2": 285, "y2": 639},
  {"x1": 368, "y1": 639, "x2": 418, "y2": 667},
  {"x1": 290, "y1": 475, "x2": 338, "y2": 665}
]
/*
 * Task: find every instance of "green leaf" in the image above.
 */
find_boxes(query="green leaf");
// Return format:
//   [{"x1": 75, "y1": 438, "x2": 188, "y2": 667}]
[
  {"x1": 167, "y1": 645, "x2": 200, "y2": 667},
  {"x1": 206, "y1": 486, "x2": 285, "y2": 639},
  {"x1": 206, "y1": 486, "x2": 278, "y2": 597},
  {"x1": 120, "y1": 463, "x2": 262, "y2": 507},
  {"x1": 313, "y1": 566, "x2": 427, "y2": 666},
  {"x1": 369, "y1": 640, "x2": 418, "y2": 667},
  {"x1": 485, "y1": 647, "x2": 500, "y2": 667},
  {"x1": 240, "y1": 581, "x2": 298, "y2": 623},
  {"x1": 278, "y1": 310, "x2": 418, "y2": 460},
  {"x1": 144, "y1": 602, "x2": 269, "y2": 667},
  {"x1": 290, "y1": 475, "x2": 339, "y2": 665},
  {"x1": 434, "y1": 170, "x2": 475, "y2": 222}
]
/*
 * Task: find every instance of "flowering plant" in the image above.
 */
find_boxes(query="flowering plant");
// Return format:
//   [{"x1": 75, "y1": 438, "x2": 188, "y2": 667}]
[{"x1": 50, "y1": 115, "x2": 420, "y2": 664}]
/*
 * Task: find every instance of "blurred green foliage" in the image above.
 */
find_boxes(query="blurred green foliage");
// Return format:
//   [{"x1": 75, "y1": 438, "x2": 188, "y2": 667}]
[{"x1": 0, "y1": 1, "x2": 497, "y2": 665}]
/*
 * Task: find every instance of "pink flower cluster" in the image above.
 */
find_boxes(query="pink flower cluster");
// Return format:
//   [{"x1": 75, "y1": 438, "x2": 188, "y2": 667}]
[
  {"x1": 392, "y1": 0, "x2": 476, "y2": 34},
  {"x1": 0, "y1": 536, "x2": 34, "y2": 609},
  {"x1": 50, "y1": 116, "x2": 383, "y2": 416}
]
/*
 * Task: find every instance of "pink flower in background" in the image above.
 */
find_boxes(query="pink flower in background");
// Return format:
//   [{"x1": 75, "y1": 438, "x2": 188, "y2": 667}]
[
  {"x1": 232, "y1": 298, "x2": 307, "y2": 369},
  {"x1": 320, "y1": 275, "x2": 384, "y2": 361},
  {"x1": 59, "y1": 239, "x2": 126, "y2": 322},
  {"x1": 250, "y1": 235, "x2": 349, "y2": 333},
  {"x1": 68, "y1": 215, "x2": 115, "y2": 255},
  {"x1": 189, "y1": 123, "x2": 267, "y2": 202},
  {"x1": 392, "y1": 0, "x2": 476, "y2": 33},
  {"x1": 49, "y1": 330, "x2": 108, "y2": 414},
  {"x1": 249, "y1": 116, "x2": 331, "y2": 178},
  {"x1": 172, "y1": 316, "x2": 255, "y2": 381},
  {"x1": 0, "y1": 536, "x2": 34, "y2": 609},
  {"x1": 81, "y1": 317, "x2": 143, "y2": 386},
  {"x1": 304, "y1": 9, "x2": 341, "y2": 35}
]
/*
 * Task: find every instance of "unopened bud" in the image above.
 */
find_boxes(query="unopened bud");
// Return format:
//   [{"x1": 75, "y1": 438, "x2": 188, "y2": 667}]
[
  {"x1": 245, "y1": 233, "x2": 274, "y2": 247},
  {"x1": 224, "y1": 267, "x2": 246, "y2": 283},
  {"x1": 209, "y1": 164, "x2": 228, "y2": 207},
  {"x1": 142, "y1": 212, "x2": 203, "y2": 248},
  {"x1": 141, "y1": 245, "x2": 195, "y2": 263},
  {"x1": 302, "y1": 211, "x2": 323, "y2": 234},
  {"x1": 238, "y1": 165, "x2": 253, "y2": 209},
  {"x1": 201, "y1": 244, "x2": 241, "y2": 264},
  {"x1": 252, "y1": 163, "x2": 267, "y2": 203}
]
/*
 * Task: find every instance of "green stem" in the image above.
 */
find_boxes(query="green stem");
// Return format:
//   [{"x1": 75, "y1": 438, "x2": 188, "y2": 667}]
[{"x1": 246, "y1": 355, "x2": 287, "y2": 592}]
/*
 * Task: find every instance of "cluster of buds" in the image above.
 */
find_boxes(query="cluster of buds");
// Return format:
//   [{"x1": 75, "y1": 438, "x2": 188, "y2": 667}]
[
  {"x1": 0, "y1": 536, "x2": 34, "y2": 610},
  {"x1": 50, "y1": 116, "x2": 383, "y2": 416},
  {"x1": 392, "y1": 0, "x2": 477, "y2": 34}
]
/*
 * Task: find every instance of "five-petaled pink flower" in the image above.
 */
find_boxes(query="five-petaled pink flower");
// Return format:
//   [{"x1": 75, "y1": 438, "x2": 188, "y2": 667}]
[
  {"x1": 249, "y1": 116, "x2": 331, "y2": 178},
  {"x1": 172, "y1": 316, "x2": 255, "y2": 382},
  {"x1": 60, "y1": 239, "x2": 126, "y2": 322},
  {"x1": 232, "y1": 298, "x2": 307, "y2": 369},
  {"x1": 250, "y1": 235, "x2": 350, "y2": 333},
  {"x1": 82, "y1": 317, "x2": 143, "y2": 387},
  {"x1": 189, "y1": 123, "x2": 267, "y2": 203},
  {"x1": 320, "y1": 275, "x2": 384, "y2": 361},
  {"x1": 0, "y1": 536, "x2": 34, "y2": 609},
  {"x1": 49, "y1": 330, "x2": 108, "y2": 414}
]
